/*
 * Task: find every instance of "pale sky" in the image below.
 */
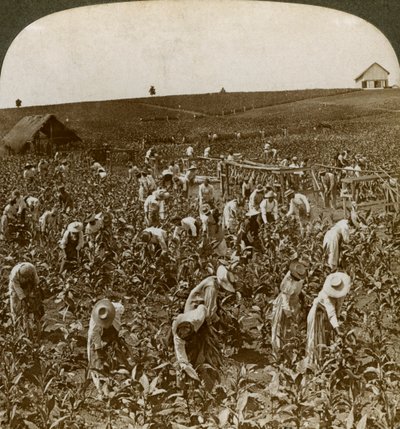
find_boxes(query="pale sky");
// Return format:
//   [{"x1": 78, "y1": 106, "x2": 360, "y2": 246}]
[{"x1": 0, "y1": 0, "x2": 399, "y2": 108}]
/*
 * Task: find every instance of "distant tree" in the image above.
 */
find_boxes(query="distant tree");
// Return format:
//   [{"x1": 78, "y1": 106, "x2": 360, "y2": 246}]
[
  {"x1": 220, "y1": 87, "x2": 226, "y2": 94},
  {"x1": 149, "y1": 86, "x2": 156, "y2": 96},
  {"x1": 15, "y1": 98, "x2": 22, "y2": 108}
]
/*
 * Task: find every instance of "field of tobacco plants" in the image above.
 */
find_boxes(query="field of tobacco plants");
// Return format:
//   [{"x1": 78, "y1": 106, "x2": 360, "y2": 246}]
[
  {"x1": 0, "y1": 89, "x2": 400, "y2": 428},
  {"x1": 0, "y1": 153, "x2": 399, "y2": 429}
]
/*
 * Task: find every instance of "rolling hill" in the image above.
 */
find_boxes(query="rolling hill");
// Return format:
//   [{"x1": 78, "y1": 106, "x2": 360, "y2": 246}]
[{"x1": 1, "y1": 88, "x2": 400, "y2": 146}]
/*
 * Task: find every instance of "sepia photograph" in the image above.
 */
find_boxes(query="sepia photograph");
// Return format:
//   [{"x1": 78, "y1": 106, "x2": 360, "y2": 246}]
[{"x1": 0, "y1": 0, "x2": 399, "y2": 428}]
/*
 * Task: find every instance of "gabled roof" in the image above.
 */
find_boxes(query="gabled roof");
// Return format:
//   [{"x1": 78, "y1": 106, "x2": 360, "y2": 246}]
[
  {"x1": 355, "y1": 62, "x2": 390, "y2": 82},
  {"x1": 1, "y1": 114, "x2": 81, "y2": 153}
]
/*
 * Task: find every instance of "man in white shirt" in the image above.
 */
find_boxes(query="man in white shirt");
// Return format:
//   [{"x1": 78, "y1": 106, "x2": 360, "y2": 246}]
[
  {"x1": 199, "y1": 178, "x2": 215, "y2": 207},
  {"x1": 222, "y1": 198, "x2": 239, "y2": 233},
  {"x1": 285, "y1": 189, "x2": 311, "y2": 234},
  {"x1": 144, "y1": 189, "x2": 169, "y2": 227},
  {"x1": 171, "y1": 216, "x2": 200, "y2": 242},
  {"x1": 248, "y1": 184, "x2": 265, "y2": 212},
  {"x1": 186, "y1": 146, "x2": 194, "y2": 159},
  {"x1": 141, "y1": 226, "x2": 168, "y2": 254},
  {"x1": 260, "y1": 191, "x2": 279, "y2": 224},
  {"x1": 203, "y1": 147, "x2": 211, "y2": 158}
]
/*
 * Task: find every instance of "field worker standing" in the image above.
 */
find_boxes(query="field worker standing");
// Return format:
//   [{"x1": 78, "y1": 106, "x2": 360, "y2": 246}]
[
  {"x1": 285, "y1": 189, "x2": 311, "y2": 234},
  {"x1": 172, "y1": 160, "x2": 181, "y2": 177},
  {"x1": 39, "y1": 207, "x2": 58, "y2": 240},
  {"x1": 201, "y1": 206, "x2": 227, "y2": 257},
  {"x1": 127, "y1": 162, "x2": 140, "y2": 184},
  {"x1": 85, "y1": 213, "x2": 103, "y2": 257},
  {"x1": 161, "y1": 165, "x2": 174, "y2": 190},
  {"x1": 171, "y1": 216, "x2": 200, "y2": 242},
  {"x1": 88, "y1": 299, "x2": 131, "y2": 397},
  {"x1": 1, "y1": 199, "x2": 19, "y2": 239},
  {"x1": 58, "y1": 186, "x2": 74, "y2": 213},
  {"x1": 145, "y1": 146, "x2": 155, "y2": 164},
  {"x1": 203, "y1": 146, "x2": 211, "y2": 158},
  {"x1": 260, "y1": 190, "x2": 279, "y2": 224},
  {"x1": 241, "y1": 177, "x2": 252, "y2": 201},
  {"x1": 248, "y1": 184, "x2": 265, "y2": 212},
  {"x1": 59, "y1": 221, "x2": 84, "y2": 273},
  {"x1": 9, "y1": 262, "x2": 43, "y2": 334},
  {"x1": 271, "y1": 261, "x2": 307, "y2": 353},
  {"x1": 172, "y1": 265, "x2": 236, "y2": 390},
  {"x1": 319, "y1": 170, "x2": 337, "y2": 209},
  {"x1": 144, "y1": 189, "x2": 169, "y2": 227},
  {"x1": 323, "y1": 219, "x2": 349, "y2": 270},
  {"x1": 23, "y1": 163, "x2": 37, "y2": 183},
  {"x1": 305, "y1": 272, "x2": 351, "y2": 366},
  {"x1": 289, "y1": 157, "x2": 301, "y2": 189},
  {"x1": 199, "y1": 178, "x2": 215, "y2": 207},
  {"x1": 185, "y1": 165, "x2": 197, "y2": 195},
  {"x1": 222, "y1": 197, "x2": 239, "y2": 233},
  {"x1": 173, "y1": 175, "x2": 189, "y2": 198},
  {"x1": 18, "y1": 196, "x2": 40, "y2": 233},
  {"x1": 38, "y1": 159, "x2": 49, "y2": 179},
  {"x1": 236, "y1": 208, "x2": 263, "y2": 257},
  {"x1": 138, "y1": 172, "x2": 150, "y2": 202},
  {"x1": 186, "y1": 145, "x2": 194, "y2": 159},
  {"x1": 145, "y1": 170, "x2": 157, "y2": 195},
  {"x1": 141, "y1": 226, "x2": 168, "y2": 255}
]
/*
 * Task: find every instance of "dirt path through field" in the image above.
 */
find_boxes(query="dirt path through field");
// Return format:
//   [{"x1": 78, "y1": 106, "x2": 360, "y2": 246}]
[{"x1": 136, "y1": 102, "x2": 209, "y2": 117}]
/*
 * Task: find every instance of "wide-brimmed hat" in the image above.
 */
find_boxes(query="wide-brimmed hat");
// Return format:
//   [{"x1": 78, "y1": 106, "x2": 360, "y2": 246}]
[
  {"x1": 322, "y1": 272, "x2": 351, "y2": 299},
  {"x1": 255, "y1": 184, "x2": 264, "y2": 192},
  {"x1": 265, "y1": 190, "x2": 275, "y2": 198},
  {"x1": 67, "y1": 221, "x2": 83, "y2": 233},
  {"x1": 246, "y1": 208, "x2": 260, "y2": 217},
  {"x1": 284, "y1": 189, "x2": 295, "y2": 199},
  {"x1": 91, "y1": 299, "x2": 116, "y2": 328},
  {"x1": 85, "y1": 214, "x2": 97, "y2": 224},
  {"x1": 188, "y1": 165, "x2": 197, "y2": 170},
  {"x1": 216, "y1": 265, "x2": 236, "y2": 292},
  {"x1": 202, "y1": 204, "x2": 211, "y2": 215},
  {"x1": 289, "y1": 261, "x2": 307, "y2": 280}
]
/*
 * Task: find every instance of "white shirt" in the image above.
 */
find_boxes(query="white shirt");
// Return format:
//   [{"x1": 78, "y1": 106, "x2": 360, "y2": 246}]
[
  {"x1": 260, "y1": 198, "x2": 279, "y2": 223},
  {"x1": 173, "y1": 217, "x2": 198, "y2": 240},
  {"x1": 143, "y1": 227, "x2": 168, "y2": 251},
  {"x1": 186, "y1": 146, "x2": 194, "y2": 157},
  {"x1": 204, "y1": 147, "x2": 210, "y2": 157},
  {"x1": 222, "y1": 200, "x2": 238, "y2": 229},
  {"x1": 287, "y1": 193, "x2": 310, "y2": 216},
  {"x1": 198, "y1": 183, "x2": 215, "y2": 203},
  {"x1": 144, "y1": 194, "x2": 165, "y2": 219},
  {"x1": 39, "y1": 210, "x2": 57, "y2": 233}
]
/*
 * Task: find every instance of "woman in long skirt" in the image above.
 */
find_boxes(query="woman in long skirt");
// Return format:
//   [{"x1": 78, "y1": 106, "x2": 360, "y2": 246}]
[
  {"x1": 172, "y1": 265, "x2": 236, "y2": 391},
  {"x1": 305, "y1": 272, "x2": 351, "y2": 367},
  {"x1": 271, "y1": 260, "x2": 307, "y2": 353}
]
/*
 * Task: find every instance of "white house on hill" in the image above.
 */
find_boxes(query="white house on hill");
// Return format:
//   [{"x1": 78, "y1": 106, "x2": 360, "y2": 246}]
[{"x1": 355, "y1": 63, "x2": 390, "y2": 89}]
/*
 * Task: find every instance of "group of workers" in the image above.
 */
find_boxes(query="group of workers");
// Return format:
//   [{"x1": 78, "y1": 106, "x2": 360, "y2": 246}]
[{"x1": 0, "y1": 141, "x2": 366, "y2": 397}]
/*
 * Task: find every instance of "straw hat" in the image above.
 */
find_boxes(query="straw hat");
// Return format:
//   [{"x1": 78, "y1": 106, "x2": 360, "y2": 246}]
[
  {"x1": 265, "y1": 190, "x2": 275, "y2": 198},
  {"x1": 255, "y1": 184, "x2": 264, "y2": 192},
  {"x1": 67, "y1": 221, "x2": 83, "y2": 233},
  {"x1": 216, "y1": 265, "x2": 236, "y2": 292},
  {"x1": 322, "y1": 272, "x2": 351, "y2": 299},
  {"x1": 202, "y1": 204, "x2": 211, "y2": 215},
  {"x1": 188, "y1": 165, "x2": 197, "y2": 170},
  {"x1": 246, "y1": 208, "x2": 260, "y2": 217},
  {"x1": 91, "y1": 299, "x2": 116, "y2": 328},
  {"x1": 289, "y1": 261, "x2": 307, "y2": 281},
  {"x1": 284, "y1": 189, "x2": 295, "y2": 199}
]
